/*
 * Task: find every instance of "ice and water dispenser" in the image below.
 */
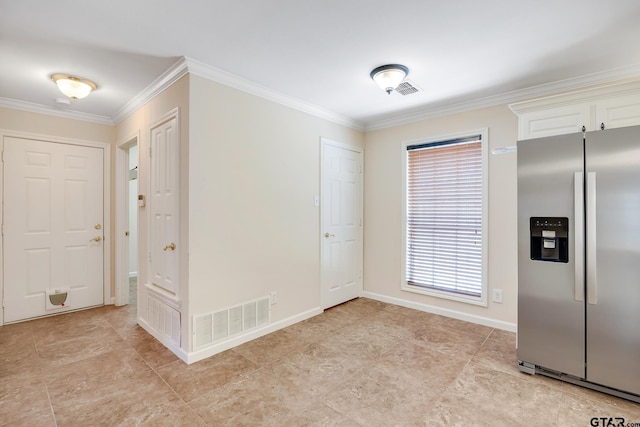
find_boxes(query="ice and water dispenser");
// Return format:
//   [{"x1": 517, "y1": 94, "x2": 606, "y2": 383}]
[{"x1": 529, "y1": 217, "x2": 568, "y2": 263}]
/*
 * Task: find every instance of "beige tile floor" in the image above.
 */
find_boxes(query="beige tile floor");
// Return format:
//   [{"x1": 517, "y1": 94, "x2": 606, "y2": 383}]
[{"x1": 1, "y1": 298, "x2": 639, "y2": 426}]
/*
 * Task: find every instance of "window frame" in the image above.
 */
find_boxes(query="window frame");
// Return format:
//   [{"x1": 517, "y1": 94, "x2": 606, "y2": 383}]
[{"x1": 401, "y1": 128, "x2": 489, "y2": 306}]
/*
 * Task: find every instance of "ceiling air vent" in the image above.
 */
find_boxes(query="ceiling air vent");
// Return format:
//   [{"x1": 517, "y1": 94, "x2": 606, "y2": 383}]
[{"x1": 396, "y1": 81, "x2": 420, "y2": 96}]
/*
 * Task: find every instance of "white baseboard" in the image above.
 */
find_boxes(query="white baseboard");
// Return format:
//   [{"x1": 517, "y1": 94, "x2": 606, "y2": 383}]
[
  {"x1": 362, "y1": 291, "x2": 517, "y2": 332},
  {"x1": 138, "y1": 316, "x2": 189, "y2": 364},
  {"x1": 185, "y1": 306, "x2": 323, "y2": 364}
]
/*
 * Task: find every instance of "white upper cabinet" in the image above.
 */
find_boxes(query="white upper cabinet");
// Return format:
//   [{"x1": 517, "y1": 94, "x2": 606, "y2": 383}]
[
  {"x1": 510, "y1": 80, "x2": 640, "y2": 140},
  {"x1": 596, "y1": 93, "x2": 640, "y2": 131}
]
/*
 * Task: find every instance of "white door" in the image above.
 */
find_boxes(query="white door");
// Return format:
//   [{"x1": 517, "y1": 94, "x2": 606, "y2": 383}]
[
  {"x1": 321, "y1": 139, "x2": 363, "y2": 309},
  {"x1": 149, "y1": 116, "x2": 179, "y2": 296},
  {"x1": 3, "y1": 137, "x2": 104, "y2": 322}
]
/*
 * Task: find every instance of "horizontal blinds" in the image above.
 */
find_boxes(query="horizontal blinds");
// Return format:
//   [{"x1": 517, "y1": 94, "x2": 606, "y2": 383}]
[{"x1": 406, "y1": 139, "x2": 482, "y2": 297}]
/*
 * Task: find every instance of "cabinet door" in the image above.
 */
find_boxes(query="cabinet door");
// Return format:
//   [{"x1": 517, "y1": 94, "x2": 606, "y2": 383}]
[
  {"x1": 518, "y1": 103, "x2": 590, "y2": 140},
  {"x1": 596, "y1": 94, "x2": 640, "y2": 130},
  {"x1": 149, "y1": 116, "x2": 179, "y2": 296}
]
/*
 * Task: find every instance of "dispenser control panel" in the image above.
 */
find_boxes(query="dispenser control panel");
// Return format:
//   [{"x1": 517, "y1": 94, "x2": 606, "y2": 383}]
[{"x1": 530, "y1": 217, "x2": 568, "y2": 263}]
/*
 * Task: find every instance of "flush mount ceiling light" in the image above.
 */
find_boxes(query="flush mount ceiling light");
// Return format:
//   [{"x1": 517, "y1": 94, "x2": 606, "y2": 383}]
[
  {"x1": 51, "y1": 74, "x2": 97, "y2": 99},
  {"x1": 370, "y1": 64, "x2": 409, "y2": 94}
]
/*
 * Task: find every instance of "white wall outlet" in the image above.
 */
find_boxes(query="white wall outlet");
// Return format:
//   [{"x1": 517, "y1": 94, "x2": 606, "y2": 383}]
[
  {"x1": 492, "y1": 289, "x2": 503, "y2": 304},
  {"x1": 270, "y1": 291, "x2": 278, "y2": 305}
]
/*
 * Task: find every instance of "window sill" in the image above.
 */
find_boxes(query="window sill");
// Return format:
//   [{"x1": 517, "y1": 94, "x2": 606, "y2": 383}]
[{"x1": 401, "y1": 283, "x2": 488, "y2": 307}]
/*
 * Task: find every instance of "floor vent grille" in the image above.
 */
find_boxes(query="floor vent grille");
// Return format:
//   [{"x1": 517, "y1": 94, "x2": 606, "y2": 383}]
[{"x1": 194, "y1": 296, "x2": 270, "y2": 350}]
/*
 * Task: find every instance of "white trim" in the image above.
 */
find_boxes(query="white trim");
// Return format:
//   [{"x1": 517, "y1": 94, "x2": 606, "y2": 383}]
[
  {"x1": 186, "y1": 57, "x2": 365, "y2": 131},
  {"x1": 115, "y1": 132, "x2": 139, "y2": 306},
  {"x1": 400, "y1": 128, "x2": 489, "y2": 307},
  {"x1": 319, "y1": 137, "x2": 364, "y2": 309},
  {"x1": 186, "y1": 306, "x2": 323, "y2": 364},
  {"x1": 508, "y1": 78, "x2": 640, "y2": 115},
  {"x1": 0, "y1": 97, "x2": 114, "y2": 125},
  {"x1": 138, "y1": 315, "x2": 189, "y2": 363},
  {"x1": 365, "y1": 65, "x2": 640, "y2": 131},
  {"x1": 363, "y1": 291, "x2": 516, "y2": 333},
  {"x1": 112, "y1": 58, "x2": 189, "y2": 124},
  {"x1": 143, "y1": 282, "x2": 181, "y2": 311},
  {"x1": 0, "y1": 129, "x2": 111, "y2": 324},
  {"x1": 2, "y1": 58, "x2": 639, "y2": 133}
]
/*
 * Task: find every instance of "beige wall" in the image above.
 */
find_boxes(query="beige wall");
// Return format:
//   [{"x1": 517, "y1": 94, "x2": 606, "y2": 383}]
[
  {"x1": 0, "y1": 107, "x2": 114, "y2": 143},
  {"x1": 188, "y1": 75, "x2": 363, "y2": 331},
  {"x1": 363, "y1": 104, "x2": 519, "y2": 328},
  {"x1": 1, "y1": 78, "x2": 517, "y2": 352},
  {"x1": 116, "y1": 74, "x2": 190, "y2": 350}
]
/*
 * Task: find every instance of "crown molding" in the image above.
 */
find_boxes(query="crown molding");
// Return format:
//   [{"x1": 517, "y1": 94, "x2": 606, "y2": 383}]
[
  {"x1": 3, "y1": 58, "x2": 639, "y2": 133},
  {"x1": 183, "y1": 57, "x2": 365, "y2": 131},
  {"x1": 509, "y1": 78, "x2": 640, "y2": 115},
  {"x1": 0, "y1": 97, "x2": 113, "y2": 125},
  {"x1": 111, "y1": 57, "x2": 190, "y2": 124},
  {"x1": 364, "y1": 63, "x2": 640, "y2": 132}
]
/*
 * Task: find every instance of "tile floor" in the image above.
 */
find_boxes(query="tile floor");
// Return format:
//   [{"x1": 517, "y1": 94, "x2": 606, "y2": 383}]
[{"x1": 1, "y1": 298, "x2": 639, "y2": 426}]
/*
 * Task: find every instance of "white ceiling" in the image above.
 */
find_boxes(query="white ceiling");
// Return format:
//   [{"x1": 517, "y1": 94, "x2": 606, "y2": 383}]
[{"x1": 2, "y1": 0, "x2": 640, "y2": 130}]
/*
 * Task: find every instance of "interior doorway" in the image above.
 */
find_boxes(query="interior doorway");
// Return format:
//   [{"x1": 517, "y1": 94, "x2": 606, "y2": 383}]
[
  {"x1": 115, "y1": 135, "x2": 139, "y2": 306},
  {"x1": 127, "y1": 144, "x2": 138, "y2": 304},
  {"x1": 320, "y1": 137, "x2": 363, "y2": 309}
]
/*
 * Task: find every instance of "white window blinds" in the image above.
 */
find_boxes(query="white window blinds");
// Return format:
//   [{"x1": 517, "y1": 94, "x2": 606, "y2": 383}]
[{"x1": 406, "y1": 136, "x2": 483, "y2": 297}]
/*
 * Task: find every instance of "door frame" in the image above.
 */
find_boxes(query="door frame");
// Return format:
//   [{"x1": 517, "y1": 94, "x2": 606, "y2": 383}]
[
  {"x1": 115, "y1": 132, "x2": 139, "y2": 306},
  {"x1": 319, "y1": 137, "x2": 364, "y2": 309},
  {"x1": 0, "y1": 129, "x2": 111, "y2": 326}
]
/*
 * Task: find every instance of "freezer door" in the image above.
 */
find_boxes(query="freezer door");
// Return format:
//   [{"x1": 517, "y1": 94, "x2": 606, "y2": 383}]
[
  {"x1": 517, "y1": 132, "x2": 585, "y2": 378},
  {"x1": 585, "y1": 125, "x2": 640, "y2": 395}
]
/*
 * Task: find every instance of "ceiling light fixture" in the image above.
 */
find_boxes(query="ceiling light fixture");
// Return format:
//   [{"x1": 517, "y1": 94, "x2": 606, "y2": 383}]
[
  {"x1": 370, "y1": 64, "x2": 409, "y2": 95},
  {"x1": 51, "y1": 74, "x2": 97, "y2": 99}
]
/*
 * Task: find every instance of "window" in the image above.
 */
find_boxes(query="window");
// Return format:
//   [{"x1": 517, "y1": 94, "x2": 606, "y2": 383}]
[{"x1": 403, "y1": 130, "x2": 487, "y2": 305}]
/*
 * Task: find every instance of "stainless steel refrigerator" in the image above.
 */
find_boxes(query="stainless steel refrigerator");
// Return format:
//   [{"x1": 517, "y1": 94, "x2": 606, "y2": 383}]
[{"x1": 517, "y1": 125, "x2": 640, "y2": 402}]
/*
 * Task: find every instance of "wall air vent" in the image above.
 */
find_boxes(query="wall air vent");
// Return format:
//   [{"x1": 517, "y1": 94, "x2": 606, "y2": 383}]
[
  {"x1": 193, "y1": 296, "x2": 271, "y2": 350},
  {"x1": 396, "y1": 81, "x2": 420, "y2": 96}
]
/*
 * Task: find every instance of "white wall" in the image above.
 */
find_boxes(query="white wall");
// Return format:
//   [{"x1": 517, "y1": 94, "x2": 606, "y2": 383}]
[
  {"x1": 363, "y1": 104, "x2": 518, "y2": 329},
  {"x1": 188, "y1": 75, "x2": 364, "y2": 333}
]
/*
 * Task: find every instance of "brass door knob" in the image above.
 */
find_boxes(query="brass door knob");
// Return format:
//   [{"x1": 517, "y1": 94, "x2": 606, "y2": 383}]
[
  {"x1": 163, "y1": 242, "x2": 176, "y2": 251},
  {"x1": 324, "y1": 233, "x2": 335, "y2": 238},
  {"x1": 90, "y1": 236, "x2": 102, "y2": 242}
]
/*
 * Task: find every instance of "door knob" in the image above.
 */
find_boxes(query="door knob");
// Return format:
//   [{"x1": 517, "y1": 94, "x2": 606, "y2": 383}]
[
  {"x1": 163, "y1": 242, "x2": 176, "y2": 251},
  {"x1": 90, "y1": 236, "x2": 102, "y2": 242},
  {"x1": 324, "y1": 233, "x2": 335, "y2": 238}
]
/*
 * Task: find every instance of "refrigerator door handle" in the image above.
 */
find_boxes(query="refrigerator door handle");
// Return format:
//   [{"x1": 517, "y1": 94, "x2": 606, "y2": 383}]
[
  {"x1": 574, "y1": 172, "x2": 585, "y2": 302},
  {"x1": 587, "y1": 171, "x2": 598, "y2": 305}
]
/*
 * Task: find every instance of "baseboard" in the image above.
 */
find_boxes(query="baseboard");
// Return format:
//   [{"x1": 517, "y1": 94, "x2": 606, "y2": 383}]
[
  {"x1": 362, "y1": 291, "x2": 517, "y2": 332},
  {"x1": 138, "y1": 316, "x2": 189, "y2": 364},
  {"x1": 185, "y1": 306, "x2": 323, "y2": 364},
  {"x1": 128, "y1": 272, "x2": 138, "y2": 278}
]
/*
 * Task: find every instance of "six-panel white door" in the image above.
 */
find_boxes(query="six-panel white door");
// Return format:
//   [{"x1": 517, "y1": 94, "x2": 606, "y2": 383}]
[
  {"x1": 321, "y1": 140, "x2": 362, "y2": 309},
  {"x1": 3, "y1": 137, "x2": 104, "y2": 322},
  {"x1": 149, "y1": 116, "x2": 179, "y2": 296}
]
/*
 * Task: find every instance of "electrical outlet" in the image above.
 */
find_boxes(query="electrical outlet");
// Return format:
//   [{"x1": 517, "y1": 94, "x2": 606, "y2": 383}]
[
  {"x1": 492, "y1": 289, "x2": 503, "y2": 304},
  {"x1": 270, "y1": 291, "x2": 278, "y2": 305}
]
